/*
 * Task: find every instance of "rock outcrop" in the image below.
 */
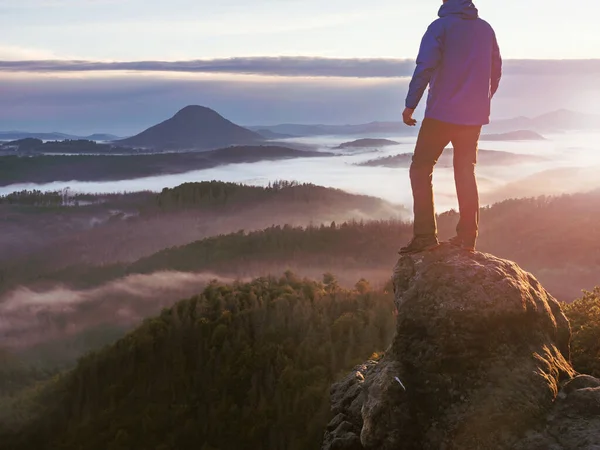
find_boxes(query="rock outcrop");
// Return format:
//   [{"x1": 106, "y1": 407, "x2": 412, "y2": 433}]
[
  {"x1": 321, "y1": 361, "x2": 378, "y2": 450},
  {"x1": 323, "y1": 244, "x2": 600, "y2": 450}
]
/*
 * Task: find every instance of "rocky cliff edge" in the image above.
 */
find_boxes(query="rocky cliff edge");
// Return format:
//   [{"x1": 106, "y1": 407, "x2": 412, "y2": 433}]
[{"x1": 322, "y1": 244, "x2": 600, "y2": 450}]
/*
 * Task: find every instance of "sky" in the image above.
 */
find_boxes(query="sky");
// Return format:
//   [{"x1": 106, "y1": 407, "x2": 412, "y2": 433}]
[
  {"x1": 2, "y1": 0, "x2": 599, "y2": 60},
  {"x1": 1, "y1": 0, "x2": 599, "y2": 134}
]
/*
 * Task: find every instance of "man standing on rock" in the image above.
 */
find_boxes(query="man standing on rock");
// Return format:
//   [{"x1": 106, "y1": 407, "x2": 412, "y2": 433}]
[{"x1": 400, "y1": 0, "x2": 502, "y2": 254}]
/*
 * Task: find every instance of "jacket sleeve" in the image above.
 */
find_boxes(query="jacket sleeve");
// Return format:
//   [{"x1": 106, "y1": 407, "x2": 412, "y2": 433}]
[
  {"x1": 405, "y1": 21, "x2": 444, "y2": 110},
  {"x1": 491, "y1": 32, "x2": 502, "y2": 97}
]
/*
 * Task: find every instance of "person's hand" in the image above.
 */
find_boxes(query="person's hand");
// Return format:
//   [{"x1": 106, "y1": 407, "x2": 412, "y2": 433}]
[{"x1": 403, "y1": 107, "x2": 417, "y2": 126}]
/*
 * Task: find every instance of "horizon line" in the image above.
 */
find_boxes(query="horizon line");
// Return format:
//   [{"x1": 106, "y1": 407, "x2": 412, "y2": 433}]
[
  {"x1": 1, "y1": 57, "x2": 599, "y2": 78},
  {"x1": 0, "y1": 107, "x2": 591, "y2": 136}
]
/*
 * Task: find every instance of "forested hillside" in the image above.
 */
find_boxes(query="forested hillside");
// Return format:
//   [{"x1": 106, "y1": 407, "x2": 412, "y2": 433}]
[
  {"x1": 0, "y1": 275, "x2": 395, "y2": 450},
  {"x1": 9, "y1": 190, "x2": 600, "y2": 301},
  {"x1": 2, "y1": 276, "x2": 600, "y2": 450},
  {"x1": 0, "y1": 181, "x2": 405, "y2": 288},
  {"x1": 563, "y1": 286, "x2": 600, "y2": 378}
]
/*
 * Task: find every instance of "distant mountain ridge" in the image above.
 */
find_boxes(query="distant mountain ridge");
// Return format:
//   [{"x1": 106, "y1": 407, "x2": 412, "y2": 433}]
[
  {"x1": 0, "y1": 131, "x2": 120, "y2": 142},
  {"x1": 248, "y1": 121, "x2": 415, "y2": 137},
  {"x1": 254, "y1": 129, "x2": 294, "y2": 139},
  {"x1": 118, "y1": 105, "x2": 263, "y2": 150},
  {"x1": 480, "y1": 130, "x2": 546, "y2": 141},
  {"x1": 5, "y1": 106, "x2": 600, "y2": 144},
  {"x1": 358, "y1": 149, "x2": 545, "y2": 168},
  {"x1": 484, "y1": 109, "x2": 600, "y2": 133},
  {"x1": 0, "y1": 145, "x2": 332, "y2": 186},
  {"x1": 251, "y1": 110, "x2": 600, "y2": 137}
]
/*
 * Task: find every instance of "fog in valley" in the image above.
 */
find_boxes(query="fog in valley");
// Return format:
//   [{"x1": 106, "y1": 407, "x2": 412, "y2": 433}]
[
  {"x1": 2, "y1": 126, "x2": 600, "y2": 356},
  {"x1": 3, "y1": 130, "x2": 599, "y2": 213}
]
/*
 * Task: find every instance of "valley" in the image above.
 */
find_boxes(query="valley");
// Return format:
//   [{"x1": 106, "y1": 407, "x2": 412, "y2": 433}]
[
  {"x1": 2, "y1": 106, "x2": 600, "y2": 450},
  {"x1": 4, "y1": 4, "x2": 600, "y2": 448}
]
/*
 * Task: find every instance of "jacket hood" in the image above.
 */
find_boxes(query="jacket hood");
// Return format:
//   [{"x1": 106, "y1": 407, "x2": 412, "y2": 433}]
[{"x1": 438, "y1": 0, "x2": 479, "y2": 19}]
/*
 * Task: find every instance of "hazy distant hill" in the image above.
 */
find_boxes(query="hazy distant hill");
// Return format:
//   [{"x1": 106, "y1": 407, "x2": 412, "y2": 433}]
[
  {"x1": 254, "y1": 129, "x2": 294, "y2": 139},
  {"x1": 4, "y1": 110, "x2": 595, "y2": 145},
  {"x1": 249, "y1": 122, "x2": 415, "y2": 137},
  {"x1": 2, "y1": 139, "x2": 126, "y2": 155},
  {"x1": 248, "y1": 124, "x2": 332, "y2": 137},
  {"x1": 119, "y1": 105, "x2": 264, "y2": 150},
  {"x1": 481, "y1": 166, "x2": 600, "y2": 205},
  {"x1": 0, "y1": 145, "x2": 332, "y2": 186},
  {"x1": 484, "y1": 109, "x2": 600, "y2": 133},
  {"x1": 358, "y1": 149, "x2": 545, "y2": 168},
  {"x1": 85, "y1": 133, "x2": 122, "y2": 141},
  {"x1": 0, "y1": 131, "x2": 120, "y2": 142},
  {"x1": 480, "y1": 130, "x2": 546, "y2": 141},
  {"x1": 336, "y1": 138, "x2": 399, "y2": 149},
  {"x1": 0, "y1": 181, "x2": 407, "y2": 296},
  {"x1": 252, "y1": 110, "x2": 600, "y2": 137},
  {"x1": 40, "y1": 191, "x2": 600, "y2": 300}
]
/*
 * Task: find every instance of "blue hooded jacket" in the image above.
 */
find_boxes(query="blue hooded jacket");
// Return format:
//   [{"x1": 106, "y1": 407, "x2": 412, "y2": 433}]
[{"x1": 405, "y1": 0, "x2": 502, "y2": 126}]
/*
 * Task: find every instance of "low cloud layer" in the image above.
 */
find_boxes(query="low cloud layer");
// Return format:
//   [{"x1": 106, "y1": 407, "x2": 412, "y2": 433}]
[
  {"x1": 1, "y1": 58, "x2": 599, "y2": 134},
  {"x1": 2, "y1": 57, "x2": 600, "y2": 78},
  {"x1": 0, "y1": 57, "x2": 415, "y2": 78},
  {"x1": 0, "y1": 74, "x2": 411, "y2": 134},
  {"x1": 0, "y1": 271, "x2": 234, "y2": 348}
]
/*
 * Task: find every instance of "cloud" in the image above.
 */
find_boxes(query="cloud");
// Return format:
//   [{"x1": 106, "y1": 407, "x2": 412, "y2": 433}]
[
  {"x1": 0, "y1": 58, "x2": 599, "y2": 134},
  {"x1": 0, "y1": 73, "x2": 410, "y2": 134},
  {"x1": 0, "y1": 271, "x2": 233, "y2": 348},
  {"x1": 0, "y1": 0, "x2": 120, "y2": 6},
  {"x1": 0, "y1": 57, "x2": 414, "y2": 78},
  {"x1": 1, "y1": 57, "x2": 599, "y2": 78}
]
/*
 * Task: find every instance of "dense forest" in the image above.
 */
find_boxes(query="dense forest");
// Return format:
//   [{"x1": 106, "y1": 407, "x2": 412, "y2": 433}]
[
  {"x1": 0, "y1": 189, "x2": 153, "y2": 208},
  {"x1": 4, "y1": 189, "x2": 599, "y2": 301},
  {"x1": 0, "y1": 181, "x2": 375, "y2": 211},
  {"x1": 1, "y1": 275, "x2": 600, "y2": 450},
  {"x1": 0, "y1": 274, "x2": 395, "y2": 450},
  {"x1": 0, "y1": 189, "x2": 66, "y2": 206},
  {"x1": 153, "y1": 180, "x2": 375, "y2": 212},
  {"x1": 0, "y1": 350, "x2": 58, "y2": 400},
  {"x1": 563, "y1": 286, "x2": 600, "y2": 378},
  {"x1": 2, "y1": 183, "x2": 600, "y2": 449},
  {"x1": 0, "y1": 219, "x2": 406, "y2": 293},
  {"x1": 0, "y1": 182, "x2": 404, "y2": 289}
]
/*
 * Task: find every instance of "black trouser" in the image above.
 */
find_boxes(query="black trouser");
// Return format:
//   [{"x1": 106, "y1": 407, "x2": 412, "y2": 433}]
[{"x1": 410, "y1": 118, "x2": 482, "y2": 240}]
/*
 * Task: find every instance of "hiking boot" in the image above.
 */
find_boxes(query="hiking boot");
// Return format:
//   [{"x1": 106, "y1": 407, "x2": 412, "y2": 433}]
[
  {"x1": 399, "y1": 235, "x2": 440, "y2": 254},
  {"x1": 448, "y1": 235, "x2": 476, "y2": 252}
]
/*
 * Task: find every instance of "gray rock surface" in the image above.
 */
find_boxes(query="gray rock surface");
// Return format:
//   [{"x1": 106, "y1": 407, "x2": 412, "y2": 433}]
[
  {"x1": 323, "y1": 244, "x2": 600, "y2": 450},
  {"x1": 321, "y1": 361, "x2": 377, "y2": 450},
  {"x1": 516, "y1": 375, "x2": 600, "y2": 450}
]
